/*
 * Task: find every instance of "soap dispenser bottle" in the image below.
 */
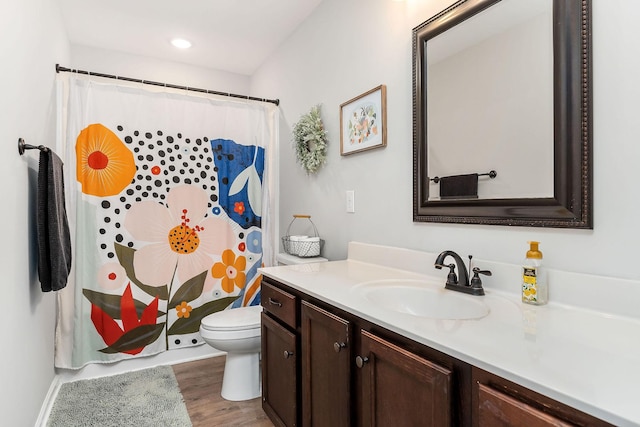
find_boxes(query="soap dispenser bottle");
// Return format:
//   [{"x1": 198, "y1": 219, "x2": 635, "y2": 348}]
[{"x1": 522, "y1": 241, "x2": 547, "y2": 305}]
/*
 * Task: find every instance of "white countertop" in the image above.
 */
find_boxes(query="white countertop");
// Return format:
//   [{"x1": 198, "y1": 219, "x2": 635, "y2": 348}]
[{"x1": 259, "y1": 242, "x2": 640, "y2": 427}]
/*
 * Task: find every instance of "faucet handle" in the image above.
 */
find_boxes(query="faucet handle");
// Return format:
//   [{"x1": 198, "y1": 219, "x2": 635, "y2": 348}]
[
  {"x1": 470, "y1": 267, "x2": 491, "y2": 290},
  {"x1": 439, "y1": 263, "x2": 458, "y2": 286},
  {"x1": 472, "y1": 267, "x2": 492, "y2": 276}
]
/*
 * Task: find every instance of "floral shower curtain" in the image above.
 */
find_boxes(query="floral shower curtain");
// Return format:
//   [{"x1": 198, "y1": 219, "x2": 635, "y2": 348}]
[{"x1": 54, "y1": 76, "x2": 278, "y2": 369}]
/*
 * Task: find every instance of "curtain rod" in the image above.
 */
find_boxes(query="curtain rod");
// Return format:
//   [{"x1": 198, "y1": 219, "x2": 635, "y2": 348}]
[{"x1": 55, "y1": 64, "x2": 280, "y2": 106}]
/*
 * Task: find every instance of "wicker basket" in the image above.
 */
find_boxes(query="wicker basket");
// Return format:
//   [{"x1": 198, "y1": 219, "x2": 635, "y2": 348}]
[{"x1": 282, "y1": 215, "x2": 323, "y2": 257}]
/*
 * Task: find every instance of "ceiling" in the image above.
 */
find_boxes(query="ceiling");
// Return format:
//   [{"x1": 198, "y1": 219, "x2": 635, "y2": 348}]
[{"x1": 56, "y1": 0, "x2": 324, "y2": 76}]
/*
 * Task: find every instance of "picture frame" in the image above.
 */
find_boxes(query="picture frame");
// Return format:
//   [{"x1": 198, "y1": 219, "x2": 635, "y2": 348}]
[{"x1": 340, "y1": 84, "x2": 387, "y2": 155}]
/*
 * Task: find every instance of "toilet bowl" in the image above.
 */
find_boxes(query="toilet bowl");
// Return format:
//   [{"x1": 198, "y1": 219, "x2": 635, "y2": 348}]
[{"x1": 200, "y1": 305, "x2": 262, "y2": 401}]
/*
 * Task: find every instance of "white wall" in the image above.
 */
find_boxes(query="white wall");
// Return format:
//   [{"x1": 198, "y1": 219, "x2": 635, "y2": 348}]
[
  {"x1": 251, "y1": 0, "x2": 640, "y2": 283},
  {"x1": 0, "y1": 0, "x2": 69, "y2": 425},
  {"x1": 70, "y1": 45, "x2": 251, "y2": 94}
]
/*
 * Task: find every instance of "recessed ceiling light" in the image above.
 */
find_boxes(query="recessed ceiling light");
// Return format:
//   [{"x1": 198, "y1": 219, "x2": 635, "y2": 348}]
[{"x1": 171, "y1": 38, "x2": 192, "y2": 49}]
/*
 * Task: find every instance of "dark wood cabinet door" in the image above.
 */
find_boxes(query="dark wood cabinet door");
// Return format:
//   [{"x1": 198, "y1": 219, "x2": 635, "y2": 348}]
[
  {"x1": 301, "y1": 301, "x2": 351, "y2": 427},
  {"x1": 357, "y1": 330, "x2": 453, "y2": 427},
  {"x1": 261, "y1": 312, "x2": 298, "y2": 427}
]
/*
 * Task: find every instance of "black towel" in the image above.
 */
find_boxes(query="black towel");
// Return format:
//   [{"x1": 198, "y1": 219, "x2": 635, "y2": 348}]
[
  {"x1": 37, "y1": 149, "x2": 72, "y2": 292},
  {"x1": 439, "y1": 173, "x2": 479, "y2": 199}
]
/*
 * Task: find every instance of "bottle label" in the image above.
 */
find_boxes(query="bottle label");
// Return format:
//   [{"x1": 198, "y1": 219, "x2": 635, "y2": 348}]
[{"x1": 522, "y1": 267, "x2": 538, "y2": 302}]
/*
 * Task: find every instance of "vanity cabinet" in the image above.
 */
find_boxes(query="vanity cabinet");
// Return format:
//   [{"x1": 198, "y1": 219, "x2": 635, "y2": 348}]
[{"x1": 261, "y1": 277, "x2": 613, "y2": 427}]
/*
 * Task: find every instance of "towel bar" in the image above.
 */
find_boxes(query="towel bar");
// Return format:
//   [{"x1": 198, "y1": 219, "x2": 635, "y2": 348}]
[{"x1": 429, "y1": 170, "x2": 497, "y2": 184}]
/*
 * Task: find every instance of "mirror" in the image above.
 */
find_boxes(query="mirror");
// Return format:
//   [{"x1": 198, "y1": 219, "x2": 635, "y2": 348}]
[{"x1": 413, "y1": 0, "x2": 592, "y2": 228}]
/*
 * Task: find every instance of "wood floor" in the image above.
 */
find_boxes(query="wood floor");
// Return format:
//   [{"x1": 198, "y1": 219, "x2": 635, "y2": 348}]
[{"x1": 172, "y1": 356, "x2": 274, "y2": 427}]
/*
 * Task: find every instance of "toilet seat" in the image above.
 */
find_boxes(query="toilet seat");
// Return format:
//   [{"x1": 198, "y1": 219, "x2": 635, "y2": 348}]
[{"x1": 201, "y1": 305, "x2": 262, "y2": 332}]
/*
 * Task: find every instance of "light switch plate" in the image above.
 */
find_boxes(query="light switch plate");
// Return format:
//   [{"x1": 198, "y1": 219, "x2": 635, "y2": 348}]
[{"x1": 346, "y1": 190, "x2": 355, "y2": 213}]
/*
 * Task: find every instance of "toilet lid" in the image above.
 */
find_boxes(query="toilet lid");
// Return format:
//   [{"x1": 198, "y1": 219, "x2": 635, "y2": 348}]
[{"x1": 200, "y1": 305, "x2": 262, "y2": 331}]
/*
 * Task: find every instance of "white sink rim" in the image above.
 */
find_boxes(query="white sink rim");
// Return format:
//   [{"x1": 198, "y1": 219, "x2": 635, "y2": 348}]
[{"x1": 352, "y1": 279, "x2": 490, "y2": 320}]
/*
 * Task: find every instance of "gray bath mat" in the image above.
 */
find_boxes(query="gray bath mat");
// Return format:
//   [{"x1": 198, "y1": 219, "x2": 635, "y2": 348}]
[{"x1": 47, "y1": 365, "x2": 192, "y2": 426}]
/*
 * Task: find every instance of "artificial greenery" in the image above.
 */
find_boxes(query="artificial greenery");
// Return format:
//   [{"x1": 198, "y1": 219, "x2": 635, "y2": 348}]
[{"x1": 292, "y1": 104, "x2": 328, "y2": 174}]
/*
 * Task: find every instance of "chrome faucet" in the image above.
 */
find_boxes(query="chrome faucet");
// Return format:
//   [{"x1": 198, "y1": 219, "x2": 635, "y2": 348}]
[{"x1": 434, "y1": 250, "x2": 488, "y2": 296}]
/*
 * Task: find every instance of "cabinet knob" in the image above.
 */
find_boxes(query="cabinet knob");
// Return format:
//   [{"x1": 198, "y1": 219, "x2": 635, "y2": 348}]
[
  {"x1": 355, "y1": 355, "x2": 369, "y2": 368},
  {"x1": 333, "y1": 342, "x2": 346, "y2": 353},
  {"x1": 283, "y1": 350, "x2": 294, "y2": 359}
]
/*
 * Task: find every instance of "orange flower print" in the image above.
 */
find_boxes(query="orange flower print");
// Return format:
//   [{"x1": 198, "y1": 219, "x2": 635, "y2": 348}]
[
  {"x1": 75, "y1": 123, "x2": 136, "y2": 197},
  {"x1": 234, "y1": 201, "x2": 245, "y2": 215},
  {"x1": 176, "y1": 301, "x2": 193, "y2": 319},
  {"x1": 211, "y1": 249, "x2": 247, "y2": 293}
]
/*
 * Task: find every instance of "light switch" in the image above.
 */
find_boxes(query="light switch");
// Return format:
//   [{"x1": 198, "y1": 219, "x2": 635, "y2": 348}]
[{"x1": 346, "y1": 190, "x2": 355, "y2": 213}]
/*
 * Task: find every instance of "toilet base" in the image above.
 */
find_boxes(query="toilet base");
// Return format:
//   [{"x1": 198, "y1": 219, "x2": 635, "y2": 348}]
[{"x1": 221, "y1": 352, "x2": 261, "y2": 401}]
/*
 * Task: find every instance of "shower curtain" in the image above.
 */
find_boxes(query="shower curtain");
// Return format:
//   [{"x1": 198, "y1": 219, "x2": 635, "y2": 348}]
[{"x1": 54, "y1": 75, "x2": 278, "y2": 369}]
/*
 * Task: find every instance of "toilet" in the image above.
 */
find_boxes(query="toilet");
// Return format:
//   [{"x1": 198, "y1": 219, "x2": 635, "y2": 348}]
[{"x1": 200, "y1": 305, "x2": 262, "y2": 401}]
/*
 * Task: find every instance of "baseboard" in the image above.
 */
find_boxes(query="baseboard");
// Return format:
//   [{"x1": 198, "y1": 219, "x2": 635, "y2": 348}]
[
  {"x1": 168, "y1": 349, "x2": 225, "y2": 366},
  {"x1": 35, "y1": 375, "x2": 62, "y2": 427}
]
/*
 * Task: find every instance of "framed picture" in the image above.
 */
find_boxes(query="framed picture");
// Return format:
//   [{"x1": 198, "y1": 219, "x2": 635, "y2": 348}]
[{"x1": 340, "y1": 84, "x2": 387, "y2": 155}]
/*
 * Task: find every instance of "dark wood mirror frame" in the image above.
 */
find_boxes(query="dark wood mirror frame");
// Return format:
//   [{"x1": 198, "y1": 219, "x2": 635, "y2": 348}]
[{"x1": 413, "y1": 0, "x2": 592, "y2": 228}]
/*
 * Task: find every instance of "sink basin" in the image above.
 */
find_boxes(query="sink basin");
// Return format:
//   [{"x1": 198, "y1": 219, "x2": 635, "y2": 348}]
[{"x1": 353, "y1": 280, "x2": 489, "y2": 320}]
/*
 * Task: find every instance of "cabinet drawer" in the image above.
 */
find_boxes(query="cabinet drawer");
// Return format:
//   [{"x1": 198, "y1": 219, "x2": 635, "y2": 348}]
[
  {"x1": 477, "y1": 384, "x2": 572, "y2": 427},
  {"x1": 473, "y1": 367, "x2": 614, "y2": 427},
  {"x1": 262, "y1": 281, "x2": 297, "y2": 328}
]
